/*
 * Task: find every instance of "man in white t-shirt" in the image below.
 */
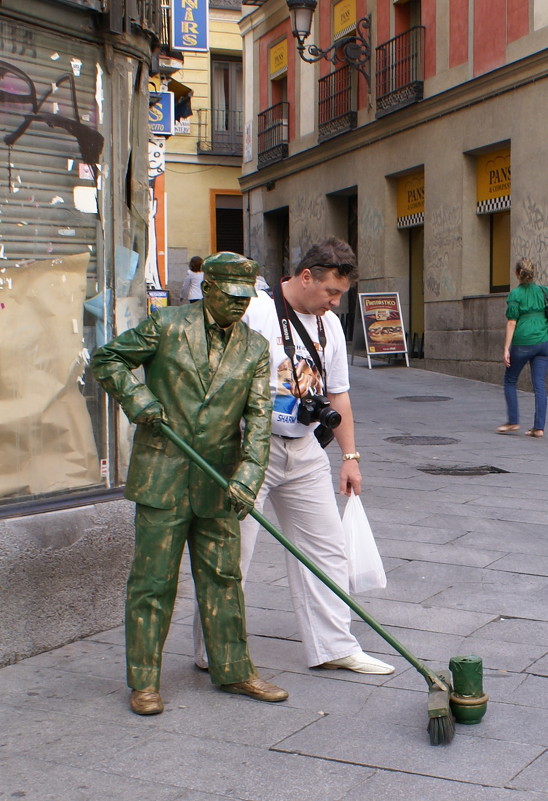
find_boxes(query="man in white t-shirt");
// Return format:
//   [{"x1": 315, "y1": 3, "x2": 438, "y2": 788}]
[{"x1": 195, "y1": 238, "x2": 394, "y2": 675}]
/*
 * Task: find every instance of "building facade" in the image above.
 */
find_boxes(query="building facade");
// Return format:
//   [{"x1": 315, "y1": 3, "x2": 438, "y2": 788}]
[
  {"x1": 239, "y1": 0, "x2": 548, "y2": 382},
  {"x1": 162, "y1": 0, "x2": 247, "y2": 301},
  {"x1": 0, "y1": 0, "x2": 162, "y2": 665}
]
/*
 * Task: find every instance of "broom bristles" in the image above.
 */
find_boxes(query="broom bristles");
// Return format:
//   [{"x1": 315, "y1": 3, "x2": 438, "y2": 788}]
[
  {"x1": 427, "y1": 670, "x2": 455, "y2": 746},
  {"x1": 428, "y1": 712, "x2": 455, "y2": 745}
]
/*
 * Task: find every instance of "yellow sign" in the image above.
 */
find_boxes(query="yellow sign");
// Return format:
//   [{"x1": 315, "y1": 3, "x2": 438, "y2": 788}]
[
  {"x1": 270, "y1": 40, "x2": 288, "y2": 78},
  {"x1": 333, "y1": 0, "x2": 356, "y2": 39},
  {"x1": 476, "y1": 147, "x2": 511, "y2": 204},
  {"x1": 397, "y1": 171, "x2": 425, "y2": 219}
]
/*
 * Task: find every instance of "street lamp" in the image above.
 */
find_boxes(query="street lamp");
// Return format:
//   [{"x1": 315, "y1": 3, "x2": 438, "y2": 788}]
[{"x1": 286, "y1": 0, "x2": 372, "y2": 87}]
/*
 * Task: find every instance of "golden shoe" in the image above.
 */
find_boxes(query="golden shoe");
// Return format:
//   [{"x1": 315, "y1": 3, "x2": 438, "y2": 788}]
[
  {"x1": 130, "y1": 689, "x2": 164, "y2": 715},
  {"x1": 221, "y1": 675, "x2": 288, "y2": 702}
]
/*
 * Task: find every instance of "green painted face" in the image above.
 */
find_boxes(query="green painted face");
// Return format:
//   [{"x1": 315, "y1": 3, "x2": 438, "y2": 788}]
[{"x1": 203, "y1": 281, "x2": 251, "y2": 328}]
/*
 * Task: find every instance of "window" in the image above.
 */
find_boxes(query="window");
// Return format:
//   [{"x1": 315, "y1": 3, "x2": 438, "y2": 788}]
[{"x1": 211, "y1": 58, "x2": 243, "y2": 153}]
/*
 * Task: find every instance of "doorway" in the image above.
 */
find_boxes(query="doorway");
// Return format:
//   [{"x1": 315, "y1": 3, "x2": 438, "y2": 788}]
[{"x1": 409, "y1": 225, "x2": 424, "y2": 357}]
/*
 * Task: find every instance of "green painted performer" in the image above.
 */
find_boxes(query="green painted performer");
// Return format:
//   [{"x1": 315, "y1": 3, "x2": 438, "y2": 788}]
[{"x1": 91, "y1": 253, "x2": 288, "y2": 715}]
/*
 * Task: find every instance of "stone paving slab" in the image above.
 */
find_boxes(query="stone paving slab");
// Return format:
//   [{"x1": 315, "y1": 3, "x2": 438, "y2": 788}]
[
  {"x1": 429, "y1": 585, "x2": 548, "y2": 622},
  {"x1": 274, "y1": 712, "x2": 544, "y2": 787},
  {"x1": 91, "y1": 731, "x2": 374, "y2": 801},
  {"x1": 377, "y1": 537, "x2": 507, "y2": 567},
  {"x1": 4, "y1": 755, "x2": 187, "y2": 801},
  {"x1": 345, "y1": 596, "x2": 495, "y2": 635},
  {"x1": 509, "y1": 752, "x2": 548, "y2": 794},
  {"x1": 489, "y1": 553, "x2": 548, "y2": 576},
  {"x1": 342, "y1": 769, "x2": 548, "y2": 801}
]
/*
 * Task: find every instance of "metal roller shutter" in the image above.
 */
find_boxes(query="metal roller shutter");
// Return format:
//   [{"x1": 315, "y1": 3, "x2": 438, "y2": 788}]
[{"x1": 0, "y1": 19, "x2": 104, "y2": 274}]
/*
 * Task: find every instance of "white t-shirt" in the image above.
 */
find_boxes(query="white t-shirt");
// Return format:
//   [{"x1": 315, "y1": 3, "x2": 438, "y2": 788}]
[
  {"x1": 180, "y1": 270, "x2": 204, "y2": 301},
  {"x1": 243, "y1": 290, "x2": 349, "y2": 437}
]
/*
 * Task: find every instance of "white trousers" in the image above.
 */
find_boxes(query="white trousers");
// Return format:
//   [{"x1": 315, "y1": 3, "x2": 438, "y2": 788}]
[{"x1": 194, "y1": 433, "x2": 362, "y2": 667}]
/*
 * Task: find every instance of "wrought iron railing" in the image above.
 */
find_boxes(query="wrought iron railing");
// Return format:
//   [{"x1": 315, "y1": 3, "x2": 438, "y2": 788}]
[
  {"x1": 318, "y1": 66, "x2": 356, "y2": 142},
  {"x1": 257, "y1": 102, "x2": 289, "y2": 168},
  {"x1": 375, "y1": 26, "x2": 425, "y2": 118},
  {"x1": 197, "y1": 108, "x2": 243, "y2": 156}
]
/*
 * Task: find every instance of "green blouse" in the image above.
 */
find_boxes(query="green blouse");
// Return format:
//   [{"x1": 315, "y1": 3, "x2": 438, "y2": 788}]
[{"x1": 506, "y1": 283, "x2": 548, "y2": 345}]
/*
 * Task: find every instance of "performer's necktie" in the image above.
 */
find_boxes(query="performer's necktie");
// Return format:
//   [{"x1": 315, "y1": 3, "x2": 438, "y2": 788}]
[{"x1": 208, "y1": 324, "x2": 226, "y2": 376}]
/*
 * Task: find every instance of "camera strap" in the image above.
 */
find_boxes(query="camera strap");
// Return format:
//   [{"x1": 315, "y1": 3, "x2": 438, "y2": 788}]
[{"x1": 273, "y1": 280, "x2": 327, "y2": 394}]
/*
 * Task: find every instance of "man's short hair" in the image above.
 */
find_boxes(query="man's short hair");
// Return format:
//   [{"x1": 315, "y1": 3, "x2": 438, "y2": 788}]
[{"x1": 295, "y1": 237, "x2": 358, "y2": 283}]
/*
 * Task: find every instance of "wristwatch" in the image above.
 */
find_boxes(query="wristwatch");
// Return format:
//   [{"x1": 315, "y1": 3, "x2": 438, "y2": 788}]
[{"x1": 342, "y1": 452, "x2": 361, "y2": 462}]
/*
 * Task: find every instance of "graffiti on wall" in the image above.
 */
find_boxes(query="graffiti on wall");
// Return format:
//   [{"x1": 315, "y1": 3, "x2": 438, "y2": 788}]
[
  {"x1": 425, "y1": 204, "x2": 461, "y2": 298},
  {"x1": 359, "y1": 206, "x2": 384, "y2": 273},
  {"x1": 513, "y1": 195, "x2": 548, "y2": 282},
  {"x1": 0, "y1": 61, "x2": 104, "y2": 173},
  {"x1": 291, "y1": 193, "x2": 324, "y2": 259}
]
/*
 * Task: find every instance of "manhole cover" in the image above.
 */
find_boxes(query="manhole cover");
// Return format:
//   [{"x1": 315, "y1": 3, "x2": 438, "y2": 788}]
[
  {"x1": 385, "y1": 436, "x2": 460, "y2": 445},
  {"x1": 418, "y1": 465, "x2": 509, "y2": 476},
  {"x1": 395, "y1": 396, "x2": 452, "y2": 402}
]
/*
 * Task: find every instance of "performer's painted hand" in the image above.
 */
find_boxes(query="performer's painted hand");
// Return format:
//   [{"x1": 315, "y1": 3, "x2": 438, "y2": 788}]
[
  {"x1": 226, "y1": 480, "x2": 256, "y2": 520},
  {"x1": 133, "y1": 401, "x2": 169, "y2": 436}
]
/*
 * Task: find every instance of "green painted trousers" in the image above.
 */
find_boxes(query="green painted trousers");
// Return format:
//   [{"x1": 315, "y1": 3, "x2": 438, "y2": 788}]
[{"x1": 126, "y1": 501, "x2": 256, "y2": 690}]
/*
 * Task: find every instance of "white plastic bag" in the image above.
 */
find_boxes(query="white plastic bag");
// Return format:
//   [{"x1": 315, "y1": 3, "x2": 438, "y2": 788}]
[{"x1": 342, "y1": 490, "x2": 387, "y2": 593}]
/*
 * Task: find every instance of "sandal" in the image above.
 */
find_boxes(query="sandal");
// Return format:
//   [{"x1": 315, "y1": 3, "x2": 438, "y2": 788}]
[
  {"x1": 525, "y1": 429, "x2": 544, "y2": 438},
  {"x1": 496, "y1": 423, "x2": 520, "y2": 434}
]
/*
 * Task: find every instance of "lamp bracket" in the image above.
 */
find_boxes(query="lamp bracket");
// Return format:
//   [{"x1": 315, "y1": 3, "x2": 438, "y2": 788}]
[{"x1": 297, "y1": 15, "x2": 371, "y2": 87}]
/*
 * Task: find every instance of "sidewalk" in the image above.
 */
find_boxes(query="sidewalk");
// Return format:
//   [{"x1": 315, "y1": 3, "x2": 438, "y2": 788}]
[{"x1": 2, "y1": 360, "x2": 547, "y2": 801}]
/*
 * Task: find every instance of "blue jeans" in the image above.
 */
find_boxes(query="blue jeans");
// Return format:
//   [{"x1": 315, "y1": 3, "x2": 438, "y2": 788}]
[{"x1": 504, "y1": 340, "x2": 548, "y2": 430}]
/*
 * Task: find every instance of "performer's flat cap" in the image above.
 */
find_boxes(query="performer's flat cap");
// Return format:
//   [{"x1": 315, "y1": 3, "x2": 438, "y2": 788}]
[{"x1": 202, "y1": 252, "x2": 259, "y2": 297}]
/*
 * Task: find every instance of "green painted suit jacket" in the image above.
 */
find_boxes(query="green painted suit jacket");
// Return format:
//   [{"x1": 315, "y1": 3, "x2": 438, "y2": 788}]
[{"x1": 91, "y1": 303, "x2": 272, "y2": 516}]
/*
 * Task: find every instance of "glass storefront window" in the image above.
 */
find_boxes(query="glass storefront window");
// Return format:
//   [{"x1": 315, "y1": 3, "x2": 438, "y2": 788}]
[{"x1": 0, "y1": 20, "x2": 110, "y2": 504}]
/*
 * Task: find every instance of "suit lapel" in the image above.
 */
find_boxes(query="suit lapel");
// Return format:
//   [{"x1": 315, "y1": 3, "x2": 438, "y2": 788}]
[
  {"x1": 205, "y1": 321, "x2": 247, "y2": 400},
  {"x1": 184, "y1": 305, "x2": 210, "y2": 394}
]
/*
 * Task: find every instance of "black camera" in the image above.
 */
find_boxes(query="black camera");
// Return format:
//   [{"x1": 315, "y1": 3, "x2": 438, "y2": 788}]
[{"x1": 297, "y1": 393, "x2": 341, "y2": 430}]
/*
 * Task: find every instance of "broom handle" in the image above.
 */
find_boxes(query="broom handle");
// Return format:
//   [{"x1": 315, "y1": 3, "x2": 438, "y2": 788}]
[{"x1": 160, "y1": 424, "x2": 446, "y2": 691}]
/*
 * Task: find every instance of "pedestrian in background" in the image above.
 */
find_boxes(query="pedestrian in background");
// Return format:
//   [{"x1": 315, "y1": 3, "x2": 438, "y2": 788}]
[
  {"x1": 180, "y1": 255, "x2": 204, "y2": 303},
  {"x1": 497, "y1": 257, "x2": 548, "y2": 438}
]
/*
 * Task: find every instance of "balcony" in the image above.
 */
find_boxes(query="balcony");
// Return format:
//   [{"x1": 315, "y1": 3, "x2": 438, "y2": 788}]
[
  {"x1": 318, "y1": 66, "x2": 357, "y2": 143},
  {"x1": 375, "y1": 26, "x2": 425, "y2": 118},
  {"x1": 197, "y1": 108, "x2": 243, "y2": 157},
  {"x1": 258, "y1": 102, "x2": 289, "y2": 169}
]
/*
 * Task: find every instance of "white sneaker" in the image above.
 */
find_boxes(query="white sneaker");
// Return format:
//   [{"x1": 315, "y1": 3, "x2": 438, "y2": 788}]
[{"x1": 320, "y1": 652, "x2": 395, "y2": 675}]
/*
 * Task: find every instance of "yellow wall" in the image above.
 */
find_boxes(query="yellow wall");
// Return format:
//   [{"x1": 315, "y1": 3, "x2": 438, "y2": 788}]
[
  {"x1": 164, "y1": 9, "x2": 244, "y2": 285},
  {"x1": 166, "y1": 164, "x2": 242, "y2": 255}
]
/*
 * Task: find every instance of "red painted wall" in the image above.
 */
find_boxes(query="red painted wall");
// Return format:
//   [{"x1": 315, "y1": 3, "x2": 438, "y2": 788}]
[
  {"x1": 507, "y1": 0, "x2": 529, "y2": 43},
  {"x1": 376, "y1": 0, "x2": 390, "y2": 48},
  {"x1": 422, "y1": 0, "x2": 436, "y2": 80},
  {"x1": 449, "y1": 0, "x2": 469, "y2": 67},
  {"x1": 473, "y1": 0, "x2": 506, "y2": 76}
]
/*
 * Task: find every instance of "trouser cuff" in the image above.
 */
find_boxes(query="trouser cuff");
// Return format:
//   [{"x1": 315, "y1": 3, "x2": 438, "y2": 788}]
[
  {"x1": 210, "y1": 657, "x2": 256, "y2": 686},
  {"x1": 127, "y1": 665, "x2": 160, "y2": 691}
]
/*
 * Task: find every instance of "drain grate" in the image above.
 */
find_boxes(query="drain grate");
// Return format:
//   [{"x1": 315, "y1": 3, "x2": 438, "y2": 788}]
[
  {"x1": 385, "y1": 436, "x2": 460, "y2": 445},
  {"x1": 418, "y1": 465, "x2": 509, "y2": 476},
  {"x1": 394, "y1": 396, "x2": 452, "y2": 402}
]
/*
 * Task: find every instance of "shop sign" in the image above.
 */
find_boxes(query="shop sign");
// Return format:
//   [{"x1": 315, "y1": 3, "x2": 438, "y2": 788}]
[
  {"x1": 357, "y1": 292, "x2": 409, "y2": 368},
  {"x1": 397, "y1": 171, "x2": 424, "y2": 228},
  {"x1": 172, "y1": 0, "x2": 209, "y2": 52},
  {"x1": 147, "y1": 290, "x2": 169, "y2": 315},
  {"x1": 270, "y1": 40, "x2": 288, "y2": 79},
  {"x1": 149, "y1": 92, "x2": 174, "y2": 136},
  {"x1": 333, "y1": 0, "x2": 356, "y2": 39},
  {"x1": 476, "y1": 147, "x2": 511, "y2": 214}
]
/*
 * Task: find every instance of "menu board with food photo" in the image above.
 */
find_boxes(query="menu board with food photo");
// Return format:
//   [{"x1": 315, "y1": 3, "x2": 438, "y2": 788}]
[{"x1": 358, "y1": 292, "x2": 409, "y2": 367}]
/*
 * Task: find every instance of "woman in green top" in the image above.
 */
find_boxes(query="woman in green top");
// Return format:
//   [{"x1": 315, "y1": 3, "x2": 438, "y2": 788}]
[{"x1": 497, "y1": 258, "x2": 548, "y2": 437}]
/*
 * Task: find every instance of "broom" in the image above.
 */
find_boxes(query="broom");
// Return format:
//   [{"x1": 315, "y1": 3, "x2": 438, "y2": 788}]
[{"x1": 160, "y1": 423, "x2": 455, "y2": 745}]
